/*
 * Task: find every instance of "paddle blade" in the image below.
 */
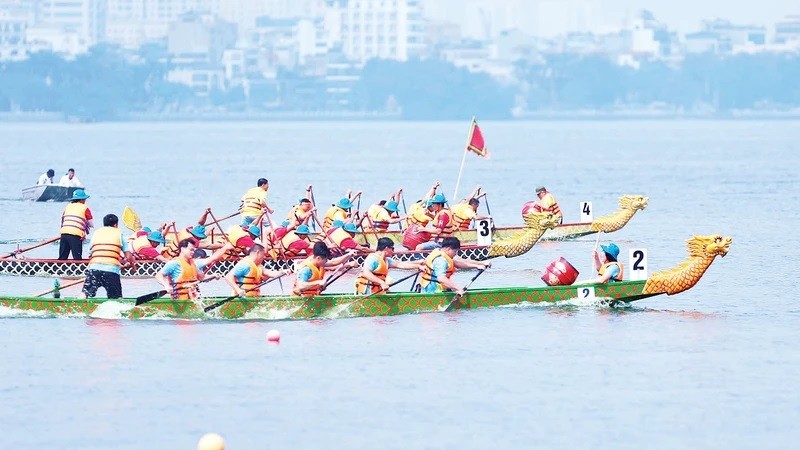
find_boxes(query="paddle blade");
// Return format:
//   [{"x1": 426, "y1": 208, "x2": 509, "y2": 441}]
[
  {"x1": 122, "y1": 206, "x2": 142, "y2": 232},
  {"x1": 135, "y1": 290, "x2": 167, "y2": 306}
]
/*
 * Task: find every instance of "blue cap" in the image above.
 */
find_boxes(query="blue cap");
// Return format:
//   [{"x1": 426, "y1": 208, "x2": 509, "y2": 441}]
[
  {"x1": 295, "y1": 224, "x2": 311, "y2": 235},
  {"x1": 336, "y1": 198, "x2": 353, "y2": 209},
  {"x1": 331, "y1": 219, "x2": 345, "y2": 228},
  {"x1": 343, "y1": 223, "x2": 358, "y2": 233},
  {"x1": 430, "y1": 193, "x2": 447, "y2": 204},
  {"x1": 71, "y1": 189, "x2": 89, "y2": 200},
  {"x1": 142, "y1": 226, "x2": 152, "y2": 233},
  {"x1": 248, "y1": 225, "x2": 261, "y2": 237},
  {"x1": 147, "y1": 231, "x2": 166, "y2": 244},
  {"x1": 188, "y1": 225, "x2": 207, "y2": 239},
  {"x1": 280, "y1": 220, "x2": 290, "y2": 227},
  {"x1": 601, "y1": 243, "x2": 620, "y2": 259},
  {"x1": 384, "y1": 200, "x2": 399, "y2": 213}
]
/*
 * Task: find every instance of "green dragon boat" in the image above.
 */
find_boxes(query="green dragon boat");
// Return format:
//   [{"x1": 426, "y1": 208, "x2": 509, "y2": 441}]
[{"x1": 0, "y1": 234, "x2": 730, "y2": 320}]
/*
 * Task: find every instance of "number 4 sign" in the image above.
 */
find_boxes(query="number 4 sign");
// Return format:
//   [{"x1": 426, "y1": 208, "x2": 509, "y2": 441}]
[
  {"x1": 580, "y1": 201, "x2": 593, "y2": 222},
  {"x1": 476, "y1": 219, "x2": 493, "y2": 246},
  {"x1": 628, "y1": 248, "x2": 648, "y2": 281}
]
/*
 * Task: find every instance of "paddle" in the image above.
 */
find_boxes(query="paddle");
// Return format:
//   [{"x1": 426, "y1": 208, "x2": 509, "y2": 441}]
[
  {"x1": 361, "y1": 271, "x2": 419, "y2": 299},
  {"x1": 591, "y1": 231, "x2": 602, "y2": 276},
  {"x1": 207, "y1": 209, "x2": 232, "y2": 246},
  {"x1": 203, "y1": 273, "x2": 288, "y2": 313},
  {"x1": 482, "y1": 193, "x2": 496, "y2": 231},
  {"x1": 2, "y1": 236, "x2": 60, "y2": 259},
  {"x1": 308, "y1": 185, "x2": 318, "y2": 231},
  {"x1": 205, "y1": 211, "x2": 238, "y2": 226},
  {"x1": 323, "y1": 266, "x2": 353, "y2": 290},
  {"x1": 34, "y1": 278, "x2": 85, "y2": 297},
  {"x1": 442, "y1": 268, "x2": 486, "y2": 312},
  {"x1": 135, "y1": 277, "x2": 217, "y2": 306},
  {"x1": 122, "y1": 206, "x2": 142, "y2": 232}
]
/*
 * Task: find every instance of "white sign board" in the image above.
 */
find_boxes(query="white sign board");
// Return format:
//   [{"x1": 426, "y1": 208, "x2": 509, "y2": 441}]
[
  {"x1": 576, "y1": 286, "x2": 596, "y2": 299},
  {"x1": 628, "y1": 248, "x2": 648, "y2": 281},
  {"x1": 476, "y1": 219, "x2": 493, "y2": 246},
  {"x1": 580, "y1": 201, "x2": 593, "y2": 223}
]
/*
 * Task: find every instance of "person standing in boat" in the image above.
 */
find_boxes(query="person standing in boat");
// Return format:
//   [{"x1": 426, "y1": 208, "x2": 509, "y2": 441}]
[
  {"x1": 78, "y1": 214, "x2": 135, "y2": 299},
  {"x1": 224, "y1": 244, "x2": 292, "y2": 297},
  {"x1": 58, "y1": 168, "x2": 83, "y2": 187},
  {"x1": 418, "y1": 237, "x2": 491, "y2": 295},
  {"x1": 579, "y1": 243, "x2": 624, "y2": 284},
  {"x1": 240, "y1": 178, "x2": 273, "y2": 227},
  {"x1": 37, "y1": 169, "x2": 55, "y2": 185},
  {"x1": 355, "y1": 238, "x2": 424, "y2": 295},
  {"x1": 58, "y1": 189, "x2": 93, "y2": 260}
]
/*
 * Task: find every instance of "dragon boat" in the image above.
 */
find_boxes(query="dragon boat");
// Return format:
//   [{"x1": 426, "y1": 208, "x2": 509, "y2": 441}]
[
  {"x1": 0, "y1": 212, "x2": 561, "y2": 279},
  {"x1": 355, "y1": 195, "x2": 648, "y2": 246},
  {"x1": 0, "y1": 234, "x2": 731, "y2": 320}
]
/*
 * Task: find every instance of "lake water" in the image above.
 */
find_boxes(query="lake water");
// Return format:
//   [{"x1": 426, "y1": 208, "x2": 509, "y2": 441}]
[{"x1": 0, "y1": 121, "x2": 797, "y2": 449}]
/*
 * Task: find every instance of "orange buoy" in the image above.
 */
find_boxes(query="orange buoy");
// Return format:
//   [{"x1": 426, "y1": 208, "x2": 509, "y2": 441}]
[{"x1": 541, "y1": 257, "x2": 579, "y2": 286}]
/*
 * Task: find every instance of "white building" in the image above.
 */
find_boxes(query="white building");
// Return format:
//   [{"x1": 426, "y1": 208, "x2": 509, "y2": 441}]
[
  {"x1": 105, "y1": 0, "x2": 214, "y2": 48},
  {"x1": 36, "y1": 0, "x2": 106, "y2": 50},
  {"x1": 335, "y1": 0, "x2": 425, "y2": 64},
  {"x1": 775, "y1": 15, "x2": 800, "y2": 44},
  {"x1": 0, "y1": 1, "x2": 33, "y2": 60}
]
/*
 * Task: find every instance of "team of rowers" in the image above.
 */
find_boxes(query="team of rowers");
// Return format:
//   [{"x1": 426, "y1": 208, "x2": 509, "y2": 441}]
[{"x1": 55, "y1": 179, "x2": 565, "y2": 302}]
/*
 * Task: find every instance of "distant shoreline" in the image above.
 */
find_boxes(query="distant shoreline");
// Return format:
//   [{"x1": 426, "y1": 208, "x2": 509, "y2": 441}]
[{"x1": 2, "y1": 110, "x2": 800, "y2": 122}]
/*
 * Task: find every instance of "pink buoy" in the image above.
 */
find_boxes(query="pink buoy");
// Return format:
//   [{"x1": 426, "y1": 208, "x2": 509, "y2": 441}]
[
  {"x1": 541, "y1": 257, "x2": 579, "y2": 286},
  {"x1": 266, "y1": 329, "x2": 281, "y2": 342}
]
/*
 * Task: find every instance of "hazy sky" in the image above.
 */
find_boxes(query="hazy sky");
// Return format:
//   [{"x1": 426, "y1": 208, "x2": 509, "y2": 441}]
[{"x1": 426, "y1": 0, "x2": 797, "y2": 35}]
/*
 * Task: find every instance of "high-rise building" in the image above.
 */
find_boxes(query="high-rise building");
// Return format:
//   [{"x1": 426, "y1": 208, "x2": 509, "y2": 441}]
[
  {"x1": 36, "y1": 0, "x2": 107, "y2": 48},
  {"x1": 336, "y1": 0, "x2": 426, "y2": 64},
  {"x1": 0, "y1": 1, "x2": 35, "y2": 60},
  {"x1": 105, "y1": 0, "x2": 214, "y2": 48}
]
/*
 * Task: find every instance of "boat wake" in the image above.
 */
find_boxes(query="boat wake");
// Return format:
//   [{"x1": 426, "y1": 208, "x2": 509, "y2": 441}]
[
  {"x1": 0, "y1": 305, "x2": 54, "y2": 318},
  {"x1": 89, "y1": 301, "x2": 135, "y2": 319}
]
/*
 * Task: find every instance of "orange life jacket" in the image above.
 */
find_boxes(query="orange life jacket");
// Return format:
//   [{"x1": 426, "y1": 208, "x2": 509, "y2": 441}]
[
  {"x1": 432, "y1": 208, "x2": 455, "y2": 239},
  {"x1": 292, "y1": 257, "x2": 325, "y2": 297},
  {"x1": 354, "y1": 253, "x2": 388, "y2": 294},
  {"x1": 89, "y1": 227, "x2": 123, "y2": 266},
  {"x1": 540, "y1": 193, "x2": 562, "y2": 218},
  {"x1": 451, "y1": 203, "x2": 476, "y2": 231},
  {"x1": 60, "y1": 202, "x2": 89, "y2": 238},
  {"x1": 419, "y1": 249, "x2": 455, "y2": 291},
  {"x1": 170, "y1": 256, "x2": 199, "y2": 300},
  {"x1": 234, "y1": 258, "x2": 263, "y2": 297},
  {"x1": 599, "y1": 262, "x2": 624, "y2": 282}
]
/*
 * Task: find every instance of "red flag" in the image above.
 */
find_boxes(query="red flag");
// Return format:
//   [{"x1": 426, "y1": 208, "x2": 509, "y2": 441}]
[{"x1": 466, "y1": 119, "x2": 489, "y2": 158}]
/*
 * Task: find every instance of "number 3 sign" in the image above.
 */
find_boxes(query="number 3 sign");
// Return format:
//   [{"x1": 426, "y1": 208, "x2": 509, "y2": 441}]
[{"x1": 476, "y1": 219, "x2": 492, "y2": 246}]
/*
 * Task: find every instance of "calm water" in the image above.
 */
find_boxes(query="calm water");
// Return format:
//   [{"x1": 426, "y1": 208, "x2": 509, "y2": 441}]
[{"x1": 0, "y1": 121, "x2": 797, "y2": 449}]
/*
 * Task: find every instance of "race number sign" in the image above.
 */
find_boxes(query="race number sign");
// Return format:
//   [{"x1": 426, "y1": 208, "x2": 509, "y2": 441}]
[
  {"x1": 580, "y1": 201, "x2": 593, "y2": 222},
  {"x1": 576, "y1": 286, "x2": 596, "y2": 299},
  {"x1": 476, "y1": 219, "x2": 493, "y2": 246},
  {"x1": 628, "y1": 248, "x2": 648, "y2": 281}
]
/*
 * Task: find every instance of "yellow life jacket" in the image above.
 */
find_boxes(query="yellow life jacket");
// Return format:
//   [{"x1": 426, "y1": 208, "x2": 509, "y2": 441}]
[
  {"x1": 286, "y1": 205, "x2": 305, "y2": 227},
  {"x1": 241, "y1": 187, "x2": 267, "y2": 217},
  {"x1": 292, "y1": 257, "x2": 325, "y2": 297},
  {"x1": 433, "y1": 208, "x2": 455, "y2": 239},
  {"x1": 451, "y1": 203, "x2": 476, "y2": 231},
  {"x1": 280, "y1": 231, "x2": 306, "y2": 258},
  {"x1": 323, "y1": 206, "x2": 347, "y2": 230},
  {"x1": 599, "y1": 262, "x2": 624, "y2": 282},
  {"x1": 60, "y1": 202, "x2": 89, "y2": 238},
  {"x1": 234, "y1": 258, "x2": 264, "y2": 297},
  {"x1": 131, "y1": 235, "x2": 153, "y2": 254},
  {"x1": 407, "y1": 201, "x2": 431, "y2": 226},
  {"x1": 89, "y1": 227, "x2": 123, "y2": 266},
  {"x1": 170, "y1": 256, "x2": 199, "y2": 300},
  {"x1": 540, "y1": 193, "x2": 562, "y2": 218},
  {"x1": 419, "y1": 249, "x2": 455, "y2": 291},
  {"x1": 354, "y1": 253, "x2": 389, "y2": 294},
  {"x1": 328, "y1": 227, "x2": 352, "y2": 249},
  {"x1": 161, "y1": 230, "x2": 194, "y2": 259},
  {"x1": 367, "y1": 204, "x2": 391, "y2": 231}
]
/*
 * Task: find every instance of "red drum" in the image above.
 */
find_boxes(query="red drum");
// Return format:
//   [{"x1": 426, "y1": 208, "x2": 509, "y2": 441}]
[
  {"x1": 521, "y1": 201, "x2": 542, "y2": 217},
  {"x1": 402, "y1": 224, "x2": 431, "y2": 250},
  {"x1": 541, "y1": 257, "x2": 579, "y2": 286}
]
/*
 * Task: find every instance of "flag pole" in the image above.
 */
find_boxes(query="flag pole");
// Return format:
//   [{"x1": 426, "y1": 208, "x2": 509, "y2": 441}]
[{"x1": 453, "y1": 116, "x2": 475, "y2": 200}]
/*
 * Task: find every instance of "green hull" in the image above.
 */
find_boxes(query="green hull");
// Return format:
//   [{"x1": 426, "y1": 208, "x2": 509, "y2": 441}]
[{"x1": 0, "y1": 281, "x2": 659, "y2": 320}]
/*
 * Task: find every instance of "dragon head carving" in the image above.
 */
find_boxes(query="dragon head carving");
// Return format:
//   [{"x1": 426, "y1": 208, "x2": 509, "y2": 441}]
[
  {"x1": 687, "y1": 234, "x2": 732, "y2": 259},
  {"x1": 620, "y1": 195, "x2": 649, "y2": 211},
  {"x1": 522, "y1": 212, "x2": 561, "y2": 231}
]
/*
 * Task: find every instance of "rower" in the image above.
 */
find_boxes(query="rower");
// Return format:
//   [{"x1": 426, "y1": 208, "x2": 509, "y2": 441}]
[
  {"x1": 58, "y1": 168, "x2": 83, "y2": 187},
  {"x1": 285, "y1": 198, "x2": 315, "y2": 228},
  {"x1": 405, "y1": 182, "x2": 439, "y2": 228},
  {"x1": 532, "y1": 186, "x2": 563, "y2": 224},
  {"x1": 328, "y1": 222, "x2": 371, "y2": 254},
  {"x1": 451, "y1": 185, "x2": 491, "y2": 230},
  {"x1": 131, "y1": 230, "x2": 168, "y2": 262},
  {"x1": 579, "y1": 243, "x2": 624, "y2": 285},
  {"x1": 224, "y1": 244, "x2": 292, "y2": 297},
  {"x1": 292, "y1": 242, "x2": 357, "y2": 297},
  {"x1": 323, "y1": 197, "x2": 354, "y2": 230},
  {"x1": 161, "y1": 225, "x2": 208, "y2": 260},
  {"x1": 78, "y1": 214, "x2": 135, "y2": 299},
  {"x1": 240, "y1": 178, "x2": 273, "y2": 226},
  {"x1": 355, "y1": 238, "x2": 424, "y2": 295},
  {"x1": 278, "y1": 224, "x2": 314, "y2": 258},
  {"x1": 37, "y1": 169, "x2": 55, "y2": 185},
  {"x1": 418, "y1": 237, "x2": 490, "y2": 295},
  {"x1": 155, "y1": 239, "x2": 231, "y2": 300},
  {"x1": 223, "y1": 224, "x2": 262, "y2": 259},
  {"x1": 363, "y1": 200, "x2": 404, "y2": 231},
  {"x1": 58, "y1": 189, "x2": 93, "y2": 260},
  {"x1": 414, "y1": 193, "x2": 454, "y2": 250}
]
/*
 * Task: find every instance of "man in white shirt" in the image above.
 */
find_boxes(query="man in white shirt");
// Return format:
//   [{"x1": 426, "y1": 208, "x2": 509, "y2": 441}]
[
  {"x1": 59, "y1": 168, "x2": 83, "y2": 187},
  {"x1": 37, "y1": 169, "x2": 55, "y2": 185}
]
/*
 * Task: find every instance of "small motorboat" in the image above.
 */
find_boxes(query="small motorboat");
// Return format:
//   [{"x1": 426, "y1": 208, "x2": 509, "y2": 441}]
[{"x1": 21, "y1": 185, "x2": 83, "y2": 202}]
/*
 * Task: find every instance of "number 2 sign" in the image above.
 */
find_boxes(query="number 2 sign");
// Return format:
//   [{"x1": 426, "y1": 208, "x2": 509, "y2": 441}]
[{"x1": 628, "y1": 248, "x2": 648, "y2": 281}]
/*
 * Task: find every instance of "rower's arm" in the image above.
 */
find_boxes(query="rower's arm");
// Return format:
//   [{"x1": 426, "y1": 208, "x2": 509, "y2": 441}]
[
  {"x1": 453, "y1": 257, "x2": 491, "y2": 270},
  {"x1": 198, "y1": 208, "x2": 211, "y2": 225},
  {"x1": 360, "y1": 266, "x2": 388, "y2": 289},
  {"x1": 223, "y1": 272, "x2": 242, "y2": 296},
  {"x1": 389, "y1": 260, "x2": 425, "y2": 271},
  {"x1": 326, "y1": 250, "x2": 356, "y2": 267},
  {"x1": 436, "y1": 274, "x2": 462, "y2": 293}
]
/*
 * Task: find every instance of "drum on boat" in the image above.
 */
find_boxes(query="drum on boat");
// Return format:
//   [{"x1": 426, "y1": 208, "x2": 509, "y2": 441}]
[
  {"x1": 541, "y1": 257, "x2": 579, "y2": 286},
  {"x1": 521, "y1": 201, "x2": 542, "y2": 217}
]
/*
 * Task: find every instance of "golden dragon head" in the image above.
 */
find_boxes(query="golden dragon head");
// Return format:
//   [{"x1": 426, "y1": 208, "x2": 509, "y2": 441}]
[
  {"x1": 687, "y1": 234, "x2": 732, "y2": 259},
  {"x1": 619, "y1": 195, "x2": 649, "y2": 211},
  {"x1": 521, "y1": 212, "x2": 561, "y2": 231}
]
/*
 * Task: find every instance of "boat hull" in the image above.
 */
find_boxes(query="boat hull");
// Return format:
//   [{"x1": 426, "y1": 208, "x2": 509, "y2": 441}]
[
  {"x1": 0, "y1": 281, "x2": 658, "y2": 320},
  {"x1": 21, "y1": 185, "x2": 81, "y2": 202}
]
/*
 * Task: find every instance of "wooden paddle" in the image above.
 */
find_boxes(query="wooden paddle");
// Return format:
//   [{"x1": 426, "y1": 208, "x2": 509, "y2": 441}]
[
  {"x1": 203, "y1": 273, "x2": 288, "y2": 313},
  {"x1": 2, "y1": 236, "x2": 60, "y2": 259},
  {"x1": 34, "y1": 278, "x2": 85, "y2": 297},
  {"x1": 206, "y1": 209, "x2": 232, "y2": 245},
  {"x1": 204, "y1": 211, "x2": 238, "y2": 226},
  {"x1": 135, "y1": 277, "x2": 217, "y2": 306},
  {"x1": 308, "y1": 185, "x2": 318, "y2": 231},
  {"x1": 442, "y1": 268, "x2": 486, "y2": 312},
  {"x1": 361, "y1": 271, "x2": 419, "y2": 299}
]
